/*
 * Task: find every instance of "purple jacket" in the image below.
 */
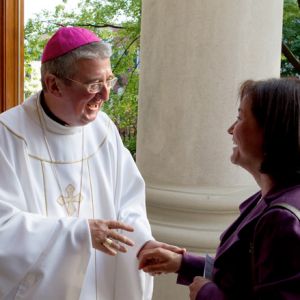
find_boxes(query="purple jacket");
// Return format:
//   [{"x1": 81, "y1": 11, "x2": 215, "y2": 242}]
[{"x1": 177, "y1": 185, "x2": 300, "y2": 299}]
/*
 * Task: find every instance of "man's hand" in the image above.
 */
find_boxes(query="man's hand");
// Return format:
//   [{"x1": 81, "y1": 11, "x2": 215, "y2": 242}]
[
  {"x1": 139, "y1": 240, "x2": 186, "y2": 255},
  {"x1": 88, "y1": 219, "x2": 134, "y2": 256}
]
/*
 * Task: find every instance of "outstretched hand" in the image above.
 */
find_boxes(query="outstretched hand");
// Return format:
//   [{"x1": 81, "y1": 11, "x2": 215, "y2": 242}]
[
  {"x1": 138, "y1": 247, "x2": 183, "y2": 274},
  {"x1": 88, "y1": 219, "x2": 134, "y2": 256},
  {"x1": 138, "y1": 240, "x2": 185, "y2": 274}
]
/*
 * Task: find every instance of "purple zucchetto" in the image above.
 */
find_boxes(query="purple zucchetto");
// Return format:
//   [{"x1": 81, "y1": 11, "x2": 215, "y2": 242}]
[{"x1": 41, "y1": 26, "x2": 101, "y2": 63}]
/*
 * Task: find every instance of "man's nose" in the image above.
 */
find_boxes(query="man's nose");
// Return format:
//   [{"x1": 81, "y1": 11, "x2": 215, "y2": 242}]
[{"x1": 99, "y1": 84, "x2": 110, "y2": 101}]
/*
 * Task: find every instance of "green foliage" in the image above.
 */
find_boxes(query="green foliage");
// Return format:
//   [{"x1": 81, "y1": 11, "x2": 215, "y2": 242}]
[
  {"x1": 123, "y1": 135, "x2": 137, "y2": 159},
  {"x1": 25, "y1": 0, "x2": 300, "y2": 156},
  {"x1": 24, "y1": 0, "x2": 141, "y2": 157},
  {"x1": 282, "y1": 0, "x2": 300, "y2": 77}
]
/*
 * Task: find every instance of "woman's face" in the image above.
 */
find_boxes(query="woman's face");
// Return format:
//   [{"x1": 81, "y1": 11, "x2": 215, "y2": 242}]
[{"x1": 228, "y1": 96, "x2": 264, "y2": 174}]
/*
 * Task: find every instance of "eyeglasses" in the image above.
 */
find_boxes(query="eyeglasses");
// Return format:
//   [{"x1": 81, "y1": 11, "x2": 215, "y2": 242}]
[{"x1": 64, "y1": 76, "x2": 118, "y2": 94}]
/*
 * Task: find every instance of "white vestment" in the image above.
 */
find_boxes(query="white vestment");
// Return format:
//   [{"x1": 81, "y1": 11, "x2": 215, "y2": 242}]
[{"x1": 0, "y1": 92, "x2": 153, "y2": 300}]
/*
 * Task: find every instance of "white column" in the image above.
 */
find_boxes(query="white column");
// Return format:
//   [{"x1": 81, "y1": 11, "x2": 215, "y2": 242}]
[{"x1": 137, "y1": 1, "x2": 283, "y2": 299}]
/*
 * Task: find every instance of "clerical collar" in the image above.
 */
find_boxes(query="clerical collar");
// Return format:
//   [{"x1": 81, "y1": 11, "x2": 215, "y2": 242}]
[{"x1": 40, "y1": 92, "x2": 69, "y2": 126}]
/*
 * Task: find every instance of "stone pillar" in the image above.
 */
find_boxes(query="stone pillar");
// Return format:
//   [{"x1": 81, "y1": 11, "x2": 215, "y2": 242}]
[{"x1": 136, "y1": 1, "x2": 283, "y2": 299}]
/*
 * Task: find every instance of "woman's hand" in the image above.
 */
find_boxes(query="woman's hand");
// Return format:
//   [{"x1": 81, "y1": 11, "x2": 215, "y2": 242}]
[
  {"x1": 138, "y1": 247, "x2": 183, "y2": 274},
  {"x1": 189, "y1": 276, "x2": 211, "y2": 300},
  {"x1": 88, "y1": 219, "x2": 134, "y2": 256}
]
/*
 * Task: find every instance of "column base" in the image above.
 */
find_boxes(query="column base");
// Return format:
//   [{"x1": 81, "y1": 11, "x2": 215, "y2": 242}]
[{"x1": 146, "y1": 183, "x2": 258, "y2": 253}]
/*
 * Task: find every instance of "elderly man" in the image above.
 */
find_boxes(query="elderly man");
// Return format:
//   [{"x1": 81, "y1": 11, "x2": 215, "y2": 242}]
[{"x1": 0, "y1": 26, "x2": 179, "y2": 300}]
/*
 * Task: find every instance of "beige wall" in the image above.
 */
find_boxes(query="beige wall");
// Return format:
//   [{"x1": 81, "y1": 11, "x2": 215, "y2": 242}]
[{"x1": 137, "y1": 0, "x2": 283, "y2": 299}]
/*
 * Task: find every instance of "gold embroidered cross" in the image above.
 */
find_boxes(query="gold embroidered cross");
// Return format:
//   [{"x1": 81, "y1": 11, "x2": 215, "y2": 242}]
[{"x1": 57, "y1": 184, "x2": 83, "y2": 216}]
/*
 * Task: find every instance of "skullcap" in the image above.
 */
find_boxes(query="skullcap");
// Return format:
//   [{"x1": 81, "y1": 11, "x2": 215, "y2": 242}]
[{"x1": 41, "y1": 26, "x2": 101, "y2": 63}]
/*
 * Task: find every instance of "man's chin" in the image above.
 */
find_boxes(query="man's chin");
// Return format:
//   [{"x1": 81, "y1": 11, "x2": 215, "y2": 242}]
[{"x1": 81, "y1": 112, "x2": 98, "y2": 124}]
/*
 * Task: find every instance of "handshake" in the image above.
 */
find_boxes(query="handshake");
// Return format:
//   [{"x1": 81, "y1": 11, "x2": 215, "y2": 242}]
[
  {"x1": 88, "y1": 219, "x2": 185, "y2": 271},
  {"x1": 138, "y1": 240, "x2": 185, "y2": 275}
]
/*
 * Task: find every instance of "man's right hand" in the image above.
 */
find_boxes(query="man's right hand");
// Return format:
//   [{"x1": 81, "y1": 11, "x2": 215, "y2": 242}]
[{"x1": 88, "y1": 219, "x2": 134, "y2": 256}]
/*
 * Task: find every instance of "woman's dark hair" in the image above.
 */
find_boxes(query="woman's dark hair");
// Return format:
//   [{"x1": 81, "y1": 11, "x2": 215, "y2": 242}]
[{"x1": 239, "y1": 77, "x2": 300, "y2": 184}]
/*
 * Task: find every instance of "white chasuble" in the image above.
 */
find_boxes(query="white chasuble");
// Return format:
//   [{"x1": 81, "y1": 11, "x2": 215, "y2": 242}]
[{"x1": 0, "y1": 92, "x2": 153, "y2": 300}]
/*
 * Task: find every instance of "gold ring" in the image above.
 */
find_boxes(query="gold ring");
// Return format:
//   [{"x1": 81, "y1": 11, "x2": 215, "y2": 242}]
[
  {"x1": 104, "y1": 238, "x2": 113, "y2": 246},
  {"x1": 102, "y1": 238, "x2": 117, "y2": 255}
]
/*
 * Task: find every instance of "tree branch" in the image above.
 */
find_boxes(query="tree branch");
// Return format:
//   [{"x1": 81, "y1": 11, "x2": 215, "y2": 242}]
[
  {"x1": 298, "y1": 0, "x2": 300, "y2": 8},
  {"x1": 113, "y1": 35, "x2": 140, "y2": 72},
  {"x1": 118, "y1": 61, "x2": 140, "y2": 103},
  {"x1": 73, "y1": 23, "x2": 125, "y2": 29},
  {"x1": 53, "y1": 22, "x2": 125, "y2": 30},
  {"x1": 282, "y1": 41, "x2": 300, "y2": 73}
]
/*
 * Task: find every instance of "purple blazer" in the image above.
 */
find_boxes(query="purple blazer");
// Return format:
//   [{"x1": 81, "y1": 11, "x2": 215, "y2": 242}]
[{"x1": 177, "y1": 185, "x2": 300, "y2": 299}]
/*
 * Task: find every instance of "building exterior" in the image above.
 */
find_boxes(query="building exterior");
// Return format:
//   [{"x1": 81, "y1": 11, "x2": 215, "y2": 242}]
[{"x1": 137, "y1": 1, "x2": 284, "y2": 299}]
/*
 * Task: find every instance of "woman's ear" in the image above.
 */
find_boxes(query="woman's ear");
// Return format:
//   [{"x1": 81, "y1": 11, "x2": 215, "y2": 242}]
[{"x1": 44, "y1": 73, "x2": 62, "y2": 97}]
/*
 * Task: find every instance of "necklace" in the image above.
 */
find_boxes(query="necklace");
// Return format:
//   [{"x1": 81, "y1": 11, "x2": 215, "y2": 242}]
[{"x1": 36, "y1": 98, "x2": 85, "y2": 217}]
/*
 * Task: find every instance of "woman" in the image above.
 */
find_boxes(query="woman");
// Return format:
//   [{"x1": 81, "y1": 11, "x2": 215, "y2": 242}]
[{"x1": 138, "y1": 77, "x2": 300, "y2": 299}]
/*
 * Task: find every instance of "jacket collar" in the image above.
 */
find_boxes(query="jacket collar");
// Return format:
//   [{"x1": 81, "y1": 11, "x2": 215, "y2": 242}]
[{"x1": 215, "y1": 185, "x2": 300, "y2": 260}]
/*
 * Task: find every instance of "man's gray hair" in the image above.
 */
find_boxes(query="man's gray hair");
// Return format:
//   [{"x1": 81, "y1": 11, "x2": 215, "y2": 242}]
[{"x1": 41, "y1": 41, "x2": 112, "y2": 91}]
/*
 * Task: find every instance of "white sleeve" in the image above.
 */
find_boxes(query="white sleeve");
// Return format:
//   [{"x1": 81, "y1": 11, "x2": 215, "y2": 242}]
[
  {"x1": 111, "y1": 124, "x2": 153, "y2": 251},
  {"x1": 111, "y1": 124, "x2": 154, "y2": 300},
  {"x1": 0, "y1": 148, "x2": 92, "y2": 299}
]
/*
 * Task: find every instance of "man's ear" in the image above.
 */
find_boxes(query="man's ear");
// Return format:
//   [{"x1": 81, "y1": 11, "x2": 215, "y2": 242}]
[{"x1": 44, "y1": 74, "x2": 63, "y2": 97}]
